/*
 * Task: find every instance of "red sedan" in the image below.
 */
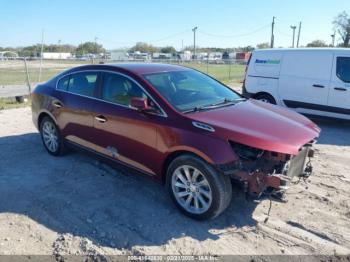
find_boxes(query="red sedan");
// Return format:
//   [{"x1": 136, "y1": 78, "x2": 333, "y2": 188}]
[{"x1": 31, "y1": 63, "x2": 320, "y2": 220}]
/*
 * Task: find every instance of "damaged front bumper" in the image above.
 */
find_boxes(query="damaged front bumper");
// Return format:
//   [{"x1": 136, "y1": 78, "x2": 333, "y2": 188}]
[{"x1": 217, "y1": 143, "x2": 315, "y2": 199}]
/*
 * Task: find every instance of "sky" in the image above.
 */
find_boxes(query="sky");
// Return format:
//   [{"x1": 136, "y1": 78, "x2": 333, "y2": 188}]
[{"x1": 0, "y1": 0, "x2": 349, "y2": 50}]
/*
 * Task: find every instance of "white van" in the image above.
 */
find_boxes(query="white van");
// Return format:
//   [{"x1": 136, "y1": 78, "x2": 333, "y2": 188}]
[{"x1": 243, "y1": 48, "x2": 350, "y2": 120}]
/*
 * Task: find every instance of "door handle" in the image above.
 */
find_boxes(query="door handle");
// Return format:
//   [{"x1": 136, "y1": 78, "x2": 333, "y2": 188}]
[
  {"x1": 312, "y1": 84, "x2": 325, "y2": 88},
  {"x1": 52, "y1": 101, "x2": 62, "y2": 108},
  {"x1": 95, "y1": 115, "x2": 107, "y2": 123},
  {"x1": 334, "y1": 87, "x2": 347, "y2": 91}
]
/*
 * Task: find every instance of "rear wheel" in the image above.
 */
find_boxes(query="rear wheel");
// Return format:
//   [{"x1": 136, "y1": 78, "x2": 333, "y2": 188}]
[
  {"x1": 167, "y1": 155, "x2": 232, "y2": 220},
  {"x1": 254, "y1": 93, "x2": 276, "y2": 104},
  {"x1": 40, "y1": 116, "x2": 65, "y2": 156}
]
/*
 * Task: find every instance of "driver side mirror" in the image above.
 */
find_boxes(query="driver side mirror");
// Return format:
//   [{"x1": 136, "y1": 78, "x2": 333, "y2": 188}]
[
  {"x1": 130, "y1": 97, "x2": 159, "y2": 115},
  {"x1": 130, "y1": 97, "x2": 149, "y2": 111}
]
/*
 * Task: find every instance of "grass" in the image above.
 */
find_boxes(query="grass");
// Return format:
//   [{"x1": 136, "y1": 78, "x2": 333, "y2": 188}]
[
  {"x1": 180, "y1": 62, "x2": 245, "y2": 85},
  {"x1": 0, "y1": 97, "x2": 31, "y2": 110},
  {"x1": 0, "y1": 60, "x2": 245, "y2": 86}
]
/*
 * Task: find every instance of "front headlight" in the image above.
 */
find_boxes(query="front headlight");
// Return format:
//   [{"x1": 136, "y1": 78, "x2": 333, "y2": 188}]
[{"x1": 229, "y1": 141, "x2": 264, "y2": 160}]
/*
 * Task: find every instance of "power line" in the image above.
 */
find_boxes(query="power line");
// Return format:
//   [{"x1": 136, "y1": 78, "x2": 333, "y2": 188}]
[
  {"x1": 198, "y1": 23, "x2": 270, "y2": 38},
  {"x1": 151, "y1": 29, "x2": 191, "y2": 43}
]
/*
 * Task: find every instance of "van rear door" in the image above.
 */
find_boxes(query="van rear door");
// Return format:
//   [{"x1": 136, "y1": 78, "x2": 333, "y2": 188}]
[
  {"x1": 279, "y1": 51, "x2": 332, "y2": 108},
  {"x1": 328, "y1": 55, "x2": 350, "y2": 112}
]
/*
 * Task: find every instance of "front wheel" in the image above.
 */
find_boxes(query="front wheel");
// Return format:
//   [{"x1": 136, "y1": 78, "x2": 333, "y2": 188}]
[{"x1": 167, "y1": 155, "x2": 232, "y2": 220}]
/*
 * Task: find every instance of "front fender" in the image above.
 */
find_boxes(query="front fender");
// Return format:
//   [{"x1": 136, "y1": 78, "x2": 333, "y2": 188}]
[{"x1": 161, "y1": 127, "x2": 239, "y2": 165}]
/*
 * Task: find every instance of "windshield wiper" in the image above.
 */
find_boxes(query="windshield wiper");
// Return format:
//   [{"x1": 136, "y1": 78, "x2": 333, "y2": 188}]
[
  {"x1": 182, "y1": 106, "x2": 206, "y2": 114},
  {"x1": 183, "y1": 97, "x2": 245, "y2": 114},
  {"x1": 206, "y1": 97, "x2": 246, "y2": 108}
]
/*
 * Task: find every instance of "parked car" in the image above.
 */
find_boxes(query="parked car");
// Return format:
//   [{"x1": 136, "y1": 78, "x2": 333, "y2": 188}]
[
  {"x1": 31, "y1": 63, "x2": 320, "y2": 220},
  {"x1": 243, "y1": 48, "x2": 350, "y2": 120}
]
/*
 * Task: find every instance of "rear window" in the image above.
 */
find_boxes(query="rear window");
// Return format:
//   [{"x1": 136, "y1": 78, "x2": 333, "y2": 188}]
[
  {"x1": 57, "y1": 75, "x2": 69, "y2": 91},
  {"x1": 336, "y1": 57, "x2": 350, "y2": 83},
  {"x1": 57, "y1": 72, "x2": 98, "y2": 97}
]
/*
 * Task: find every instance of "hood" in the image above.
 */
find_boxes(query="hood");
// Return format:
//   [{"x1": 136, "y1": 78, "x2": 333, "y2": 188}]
[{"x1": 187, "y1": 99, "x2": 320, "y2": 155}]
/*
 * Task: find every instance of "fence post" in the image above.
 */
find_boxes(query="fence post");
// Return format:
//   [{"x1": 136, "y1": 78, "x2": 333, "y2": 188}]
[
  {"x1": 228, "y1": 60, "x2": 232, "y2": 81},
  {"x1": 206, "y1": 56, "x2": 209, "y2": 74},
  {"x1": 23, "y1": 57, "x2": 31, "y2": 94}
]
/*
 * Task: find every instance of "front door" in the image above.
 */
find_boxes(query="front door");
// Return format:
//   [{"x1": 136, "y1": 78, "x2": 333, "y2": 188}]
[{"x1": 91, "y1": 72, "x2": 165, "y2": 176}]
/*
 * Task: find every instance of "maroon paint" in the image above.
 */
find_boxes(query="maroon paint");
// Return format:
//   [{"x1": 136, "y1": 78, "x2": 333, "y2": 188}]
[{"x1": 31, "y1": 63, "x2": 320, "y2": 184}]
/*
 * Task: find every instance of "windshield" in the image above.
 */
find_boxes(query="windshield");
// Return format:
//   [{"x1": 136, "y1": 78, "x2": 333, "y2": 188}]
[{"x1": 143, "y1": 70, "x2": 242, "y2": 113}]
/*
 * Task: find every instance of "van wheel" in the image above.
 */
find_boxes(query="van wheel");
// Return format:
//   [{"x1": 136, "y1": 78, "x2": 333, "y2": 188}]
[
  {"x1": 254, "y1": 93, "x2": 276, "y2": 104},
  {"x1": 166, "y1": 155, "x2": 232, "y2": 220}
]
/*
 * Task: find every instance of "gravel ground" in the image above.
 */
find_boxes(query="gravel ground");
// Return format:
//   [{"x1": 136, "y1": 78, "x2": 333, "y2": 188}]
[{"x1": 0, "y1": 107, "x2": 350, "y2": 257}]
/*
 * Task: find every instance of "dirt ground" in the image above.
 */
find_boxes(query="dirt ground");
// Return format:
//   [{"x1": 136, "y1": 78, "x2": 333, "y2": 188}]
[{"x1": 0, "y1": 107, "x2": 350, "y2": 257}]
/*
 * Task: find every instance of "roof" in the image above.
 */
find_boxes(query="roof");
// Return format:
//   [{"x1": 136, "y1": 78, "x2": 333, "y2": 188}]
[
  {"x1": 108, "y1": 63, "x2": 190, "y2": 75},
  {"x1": 254, "y1": 48, "x2": 350, "y2": 53}
]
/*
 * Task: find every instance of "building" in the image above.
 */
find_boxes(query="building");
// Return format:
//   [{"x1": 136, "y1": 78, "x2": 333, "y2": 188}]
[
  {"x1": 110, "y1": 50, "x2": 129, "y2": 61},
  {"x1": 42, "y1": 52, "x2": 71, "y2": 59},
  {"x1": 177, "y1": 51, "x2": 192, "y2": 61},
  {"x1": 152, "y1": 53, "x2": 172, "y2": 59}
]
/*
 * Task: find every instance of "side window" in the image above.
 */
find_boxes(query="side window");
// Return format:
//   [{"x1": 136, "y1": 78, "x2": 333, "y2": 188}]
[
  {"x1": 336, "y1": 57, "x2": 350, "y2": 83},
  {"x1": 67, "y1": 72, "x2": 98, "y2": 96},
  {"x1": 57, "y1": 75, "x2": 69, "y2": 91},
  {"x1": 102, "y1": 73, "x2": 147, "y2": 106}
]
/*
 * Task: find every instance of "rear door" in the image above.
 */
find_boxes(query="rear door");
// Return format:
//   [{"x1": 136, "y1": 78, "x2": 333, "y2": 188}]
[
  {"x1": 328, "y1": 55, "x2": 350, "y2": 111},
  {"x1": 278, "y1": 51, "x2": 332, "y2": 107},
  {"x1": 54, "y1": 71, "x2": 101, "y2": 149}
]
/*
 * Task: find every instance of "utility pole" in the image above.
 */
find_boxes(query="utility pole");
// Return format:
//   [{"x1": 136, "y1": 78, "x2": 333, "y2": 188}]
[
  {"x1": 270, "y1": 16, "x2": 275, "y2": 48},
  {"x1": 58, "y1": 39, "x2": 62, "y2": 59},
  {"x1": 331, "y1": 32, "x2": 336, "y2": 47},
  {"x1": 290, "y1": 25, "x2": 297, "y2": 48},
  {"x1": 38, "y1": 29, "x2": 44, "y2": 82},
  {"x1": 296, "y1": 21, "x2": 302, "y2": 47},
  {"x1": 94, "y1": 37, "x2": 98, "y2": 54},
  {"x1": 192, "y1": 26, "x2": 198, "y2": 59}
]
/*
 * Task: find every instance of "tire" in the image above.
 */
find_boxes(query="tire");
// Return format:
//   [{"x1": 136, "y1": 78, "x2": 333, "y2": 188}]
[
  {"x1": 166, "y1": 154, "x2": 232, "y2": 220},
  {"x1": 39, "y1": 116, "x2": 65, "y2": 156},
  {"x1": 254, "y1": 93, "x2": 276, "y2": 104}
]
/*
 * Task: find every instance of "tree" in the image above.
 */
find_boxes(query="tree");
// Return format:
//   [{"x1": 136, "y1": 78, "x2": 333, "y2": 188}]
[
  {"x1": 306, "y1": 40, "x2": 328, "y2": 47},
  {"x1": 333, "y1": 11, "x2": 350, "y2": 47},
  {"x1": 236, "y1": 46, "x2": 255, "y2": 52},
  {"x1": 256, "y1": 42, "x2": 270, "y2": 49},
  {"x1": 76, "y1": 42, "x2": 105, "y2": 55},
  {"x1": 160, "y1": 46, "x2": 176, "y2": 53},
  {"x1": 129, "y1": 42, "x2": 158, "y2": 53}
]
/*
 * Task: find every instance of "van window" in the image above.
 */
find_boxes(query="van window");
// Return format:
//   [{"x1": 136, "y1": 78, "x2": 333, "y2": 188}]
[
  {"x1": 102, "y1": 73, "x2": 147, "y2": 106},
  {"x1": 67, "y1": 72, "x2": 98, "y2": 97},
  {"x1": 336, "y1": 57, "x2": 350, "y2": 83},
  {"x1": 57, "y1": 75, "x2": 69, "y2": 91}
]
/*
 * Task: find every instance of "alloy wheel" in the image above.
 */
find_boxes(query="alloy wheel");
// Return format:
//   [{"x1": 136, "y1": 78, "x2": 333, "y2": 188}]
[
  {"x1": 42, "y1": 121, "x2": 59, "y2": 153},
  {"x1": 171, "y1": 165, "x2": 212, "y2": 214}
]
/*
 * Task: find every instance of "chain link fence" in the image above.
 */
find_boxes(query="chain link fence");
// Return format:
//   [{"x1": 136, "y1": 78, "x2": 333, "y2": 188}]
[{"x1": 0, "y1": 58, "x2": 245, "y2": 100}]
